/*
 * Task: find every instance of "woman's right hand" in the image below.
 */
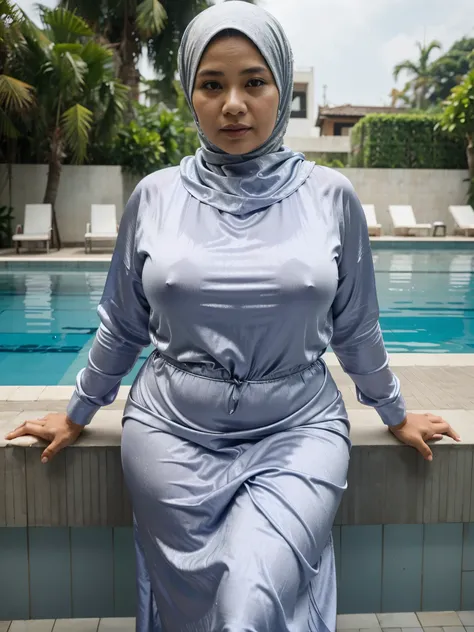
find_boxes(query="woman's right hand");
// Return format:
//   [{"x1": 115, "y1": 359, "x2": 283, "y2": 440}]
[{"x1": 5, "y1": 412, "x2": 84, "y2": 463}]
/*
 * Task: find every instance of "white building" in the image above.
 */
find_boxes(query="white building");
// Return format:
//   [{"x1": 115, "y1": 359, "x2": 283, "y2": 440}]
[{"x1": 284, "y1": 68, "x2": 351, "y2": 157}]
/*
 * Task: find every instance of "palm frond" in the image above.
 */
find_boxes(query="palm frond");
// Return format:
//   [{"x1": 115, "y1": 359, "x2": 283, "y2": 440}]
[
  {"x1": 393, "y1": 60, "x2": 420, "y2": 81},
  {"x1": 0, "y1": 0, "x2": 24, "y2": 45},
  {"x1": 39, "y1": 5, "x2": 93, "y2": 42},
  {"x1": 136, "y1": 0, "x2": 167, "y2": 39},
  {"x1": 418, "y1": 39, "x2": 442, "y2": 67},
  {"x1": 52, "y1": 47, "x2": 88, "y2": 93},
  {"x1": 57, "y1": 0, "x2": 102, "y2": 27},
  {"x1": 19, "y1": 16, "x2": 52, "y2": 58},
  {"x1": 94, "y1": 79, "x2": 128, "y2": 139},
  {"x1": 0, "y1": 74, "x2": 35, "y2": 112},
  {"x1": 0, "y1": 105, "x2": 20, "y2": 138},
  {"x1": 54, "y1": 42, "x2": 83, "y2": 55},
  {"x1": 81, "y1": 40, "x2": 114, "y2": 87},
  {"x1": 60, "y1": 102, "x2": 93, "y2": 162}
]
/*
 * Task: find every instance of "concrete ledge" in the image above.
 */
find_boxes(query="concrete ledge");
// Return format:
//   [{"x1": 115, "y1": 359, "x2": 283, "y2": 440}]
[{"x1": 1, "y1": 408, "x2": 472, "y2": 528}]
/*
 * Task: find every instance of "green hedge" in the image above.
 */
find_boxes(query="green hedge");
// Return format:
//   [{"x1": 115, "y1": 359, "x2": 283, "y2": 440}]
[{"x1": 350, "y1": 113, "x2": 467, "y2": 169}]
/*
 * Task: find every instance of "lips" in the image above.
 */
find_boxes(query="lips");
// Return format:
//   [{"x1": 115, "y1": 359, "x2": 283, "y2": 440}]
[
  {"x1": 221, "y1": 125, "x2": 251, "y2": 131},
  {"x1": 220, "y1": 125, "x2": 252, "y2": 138}
]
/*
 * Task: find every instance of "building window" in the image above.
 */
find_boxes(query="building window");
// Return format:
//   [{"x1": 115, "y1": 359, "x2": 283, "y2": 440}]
[
  {"x1": 291, "y1": 90, "x2": 307, "y2": 118},
  {"x1": 334, "y1": 122, "x2": 354, "y2": 136}
]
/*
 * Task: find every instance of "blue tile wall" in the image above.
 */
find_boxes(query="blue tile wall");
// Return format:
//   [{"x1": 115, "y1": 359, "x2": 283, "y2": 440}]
[
  {"x1": 338, "y1": 525, "x2": 383, "y2": 614},
  {"x1": 422, "y1": 523, "x2": 463, "y2": 611},
  {"x1": 0, "y1": 523, "x2": 474, "y2": 620},
  {"x1": 29, "y1": 527, "x2": 72, "y2": 619},
  {"x1": 113, "y1": 527, "x2": 136, "y2": 617},
  {"x1": 71, "y1": 527, "x2": 115, "y2": 618},
  {"x1": 0, "y1": 528, "x2": 29, "y2": 619},
  {"x1": 463, "y1": 523, "x2": 474, "y2": 571},
  {"x1": 462, "y1": 571, "x2": 474, "y2": 609},
  {"x1": 382, "y1": 524, "x2": 423, "y2": 613}
]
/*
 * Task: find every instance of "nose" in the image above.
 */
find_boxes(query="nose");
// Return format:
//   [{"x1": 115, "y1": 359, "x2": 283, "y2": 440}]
[{"x1": 222, "y1": 87, "x2": 247, "y2": 117}]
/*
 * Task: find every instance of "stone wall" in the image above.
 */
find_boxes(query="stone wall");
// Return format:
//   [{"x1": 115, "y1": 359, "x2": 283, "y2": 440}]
[
  {"x1": 339, "y1": 168, "x2": 470, "y2": 235},
  {"x1": 1, "y1": 164, "x2": 470, "y2": 243}
]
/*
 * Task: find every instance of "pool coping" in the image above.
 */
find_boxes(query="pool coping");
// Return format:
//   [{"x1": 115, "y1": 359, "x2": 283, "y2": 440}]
[
  {"x1": 2, "y1": 407, "x2": 473, "y2": 528},
  {"x1": 2, "y1": 360, "x2": 474, "y2": 527}
]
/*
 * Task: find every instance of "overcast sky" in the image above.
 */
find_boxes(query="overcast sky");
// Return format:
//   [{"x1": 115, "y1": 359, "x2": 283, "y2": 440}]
[{"x1": 16, "y1": 0, "x2": 474, "y2": 108}]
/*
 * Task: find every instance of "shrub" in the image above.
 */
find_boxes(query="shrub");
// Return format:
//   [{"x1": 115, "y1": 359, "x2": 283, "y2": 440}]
[
  {"x1": 350, "y1": 113, "x2": 467, "y2": 169},
  {"x1": 88, "y1": 103, "x2": 200, "y2": 176}
]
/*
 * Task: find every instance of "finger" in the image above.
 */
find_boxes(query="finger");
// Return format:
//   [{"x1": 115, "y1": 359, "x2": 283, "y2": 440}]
[
  {"x1": 427, "y1": 434, "x2": 444, "y2": 442},
  {"x1": 445, "y1": 425, "x2": 462, "y2": 442},
  {"x1": 41, "y1": 436, "x2": 68, "y2": 463},
  {"x1": 5, "y1": 421, "x2": 50, "y2": 441},
  {"x1": 430, "y1": 420, "x2": 461, "y2": 441},
  {"x1": 431, "y1": 417, "x2": 449, "y2": 426},
  {"x1": 415, "y1": 438, "x2": 433, "y2": 461}
]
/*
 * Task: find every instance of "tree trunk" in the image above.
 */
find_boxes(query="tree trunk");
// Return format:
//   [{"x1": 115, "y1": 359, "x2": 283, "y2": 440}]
[
  {"x1": 43, "y1": 129, "x2": 63, "y2": 250},
  {"x1": 118, "y1": 7, "x2": 141, "y2": 120},
  {"x1": 119, "y1": 59, "x2": 140, "y2": 101}
]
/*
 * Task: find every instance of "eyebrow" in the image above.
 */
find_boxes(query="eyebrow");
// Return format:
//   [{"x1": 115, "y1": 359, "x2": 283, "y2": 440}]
[{"x1": 197, "y1": 65, "x2": 269, "y2": 78}]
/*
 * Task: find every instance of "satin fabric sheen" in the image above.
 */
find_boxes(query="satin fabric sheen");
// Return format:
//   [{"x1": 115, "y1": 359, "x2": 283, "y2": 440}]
[{"x1": 67, "y1": 165, "x2": 406, "y2": 631}]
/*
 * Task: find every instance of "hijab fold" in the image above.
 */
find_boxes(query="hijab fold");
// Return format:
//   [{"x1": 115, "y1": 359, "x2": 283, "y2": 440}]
[{"x1": 178, "y1": 1, "x2": 314, "y2": 216}]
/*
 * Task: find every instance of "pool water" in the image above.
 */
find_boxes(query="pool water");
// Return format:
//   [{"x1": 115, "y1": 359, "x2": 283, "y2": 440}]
[{"x1": 0, "y1": 250, "x2": 473, "y2": 385}]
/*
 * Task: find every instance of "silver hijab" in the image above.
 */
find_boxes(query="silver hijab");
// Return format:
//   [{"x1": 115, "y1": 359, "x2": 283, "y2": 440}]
[{"x1": 178, "y1": 1, "x2": 314, "y2": 215}]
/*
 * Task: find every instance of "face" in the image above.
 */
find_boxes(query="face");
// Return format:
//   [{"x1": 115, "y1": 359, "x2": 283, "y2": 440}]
[{"x1": 192, "y1": 35, "x2": 279, "y2": 155}]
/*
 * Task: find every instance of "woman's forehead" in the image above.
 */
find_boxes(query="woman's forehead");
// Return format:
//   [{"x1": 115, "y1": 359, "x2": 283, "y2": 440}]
[{"x1": 198, "y1": 34, "x2": 270, "y2": 68}]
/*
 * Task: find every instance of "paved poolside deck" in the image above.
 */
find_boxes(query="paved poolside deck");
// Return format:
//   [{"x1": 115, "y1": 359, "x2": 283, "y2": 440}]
[{"x1": 3, "y1": 611, "x2": 474, "y2": 631}]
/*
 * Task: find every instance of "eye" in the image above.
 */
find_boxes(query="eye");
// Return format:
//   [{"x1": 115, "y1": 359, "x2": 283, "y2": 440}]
[
  {"x1": 247, "y1": 78, "x2": 266, "y2": 88},
  {"x1": 202, "y1": 81, "x2": 222, "y2": 91}
]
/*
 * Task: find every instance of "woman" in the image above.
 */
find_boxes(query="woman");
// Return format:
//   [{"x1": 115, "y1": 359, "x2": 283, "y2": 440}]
[{"x1": 6, "y1": 2, "x2": 460, "y2": 631}]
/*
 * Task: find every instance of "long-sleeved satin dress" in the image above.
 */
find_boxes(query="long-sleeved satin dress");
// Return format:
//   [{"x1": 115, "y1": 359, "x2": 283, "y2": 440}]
[{"x1": 67, "y1": 165, "x2": 406, "y2": 632}]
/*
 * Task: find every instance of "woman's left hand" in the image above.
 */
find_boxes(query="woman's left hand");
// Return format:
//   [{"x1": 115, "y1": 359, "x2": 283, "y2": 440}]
[{"x1": 389, "y1": 412, "x2": 461, "y2": 461}]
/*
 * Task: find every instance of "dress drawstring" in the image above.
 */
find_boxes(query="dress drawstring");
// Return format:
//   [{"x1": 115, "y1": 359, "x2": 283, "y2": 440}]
[{"x1": 228, "y1": 378, "x2": 244, "y2": 415}]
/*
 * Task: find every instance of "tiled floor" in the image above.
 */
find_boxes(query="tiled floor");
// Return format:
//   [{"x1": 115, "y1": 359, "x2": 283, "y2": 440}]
[
  {"x1": 0, "y1": 620, "x2": 133, "y2": 632},
  {"x1": 336, "y1": 611, "x2": 474, "y2": 632},
  {"x1": 2, "y1": 613, "x2": 474, "y2": 631}
]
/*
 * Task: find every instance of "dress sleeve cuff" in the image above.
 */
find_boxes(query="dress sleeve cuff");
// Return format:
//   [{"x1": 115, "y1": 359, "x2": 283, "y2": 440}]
[
  {"x1": 66, "y1": 391, "x2": 100, "y2": 426},
  {"x1": 371, "y1": 393, "x2": 407, "y2": 427}
]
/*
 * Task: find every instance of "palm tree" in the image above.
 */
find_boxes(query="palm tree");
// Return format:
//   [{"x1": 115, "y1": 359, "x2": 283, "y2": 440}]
[
  {"x1": 393, "y1": 40, "x2": 442, "y2": 109},
  {"x1": 0, "y1": 0, "x2": 35, "y2": 209},
  {"x1": 62, "y1": 0, "x2": 256, "y2": 109},
  {"x1": 389, "y1": 85, "x2": 410, "y2": 108},
  {"x1": 60, "y1": 0, "x2": 167, "y2": 103},
  {"x1": 8, "y1": 5, "x2": 128, "y2": 247},
  {"x1": 0, "y1": 0, "x2": 35, "y2": 145}
]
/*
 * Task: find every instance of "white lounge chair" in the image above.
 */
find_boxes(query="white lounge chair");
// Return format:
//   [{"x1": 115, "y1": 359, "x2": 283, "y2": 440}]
[
  {"x1": 85, "y1": 204, "x2": 118, "y2": 253},
  {"x1": 362, "y1": 204, "x2": 382, "y2": 236},
  {"x1": 12, "y1": 204, "x2": 52, "y2": 253},
  {"x1": 449, "y1": 205, "x2": 474, "y2": 236},
  {"x1": 388, "y1": 205, "x2": 432, "y2": 236}
]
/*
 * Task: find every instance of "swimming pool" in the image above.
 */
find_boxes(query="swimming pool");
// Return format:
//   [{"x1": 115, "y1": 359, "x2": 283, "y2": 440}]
[{"x1": 0, "y1": 249, "x2": 473, "y2": 385}]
